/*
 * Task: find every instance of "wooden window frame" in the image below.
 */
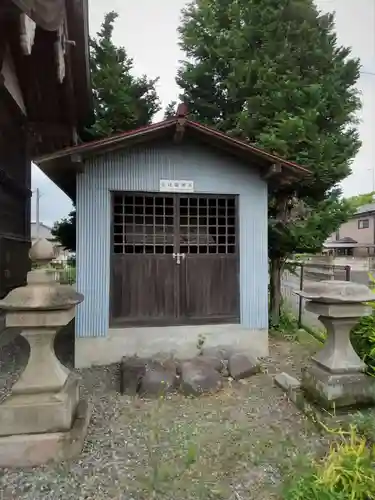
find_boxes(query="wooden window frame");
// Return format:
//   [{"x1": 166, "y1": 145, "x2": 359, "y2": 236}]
[
  {"x1": 111, "y1": 192, "x2": 238, "y2": 256},
  {"x1": 358, "y1": 219, "x2": 369, "y2": 229}
]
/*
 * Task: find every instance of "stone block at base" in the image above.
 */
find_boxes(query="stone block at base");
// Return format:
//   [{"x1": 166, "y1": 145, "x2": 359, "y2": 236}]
[
  {"x1": 302, "y1": 364, "x2": 375, "y2": 410},
  {"x1": 274, "y1": 372, "x2": 304, "y2": 407},
  {"x1": 0, "y1": 398, "x2": 91, "y2": 468},
  {"x1": 0, "y1": 375, "x2": 79, "y2": 436}
]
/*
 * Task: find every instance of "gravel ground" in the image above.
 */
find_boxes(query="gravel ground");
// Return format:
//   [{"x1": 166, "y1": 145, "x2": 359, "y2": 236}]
[{"x1": 0, "y1": 331, "x2": 330, "y2": 500}]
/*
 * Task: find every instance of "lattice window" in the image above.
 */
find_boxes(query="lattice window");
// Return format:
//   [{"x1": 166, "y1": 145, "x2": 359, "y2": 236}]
[
  {"x1": 112, "y1": 193, "x2": 237, "y2": 255},
  {"x1": 179, "y1": 196, "x2": 236, "y2": 254},
  {"x1": 113, "y1": 194, "x2": 175, "y2": 254}
]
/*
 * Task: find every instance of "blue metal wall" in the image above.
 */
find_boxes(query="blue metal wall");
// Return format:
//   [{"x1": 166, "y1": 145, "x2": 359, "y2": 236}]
[{"x1": 76, "y1": 141, "x2": 268, "y2": 337}]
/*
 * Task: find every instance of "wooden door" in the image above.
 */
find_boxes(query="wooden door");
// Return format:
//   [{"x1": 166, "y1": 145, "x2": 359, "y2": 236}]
[
  {"x1": 110, "y1": 193, "x2": 178, "y2": 326},
  {"x1": 178, "y1": 195, "x2": 240, "y2": 323},
  {"x1": 110, "y1": 193, "x2": 240, "y2": 326}
]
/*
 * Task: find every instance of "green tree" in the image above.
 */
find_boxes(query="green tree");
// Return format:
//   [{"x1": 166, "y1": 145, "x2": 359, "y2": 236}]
[
  {"x1": 164, "y1": 101, "x2": 177, "y2": 118},
  {"x1": 51, "y1": 209, "x2": 76, "y2": 252},
  {"x1": 347, "y1": 191, "x2": 375, "y2": 210},
  {"x1": 85, "y1": 11, "x2": 160, "y2": 140},
  {"x1": 53, "y1": 11, "x2": 161, "y2": 251},
  {"x1": 176, "y1": 0, "x2": 361, "y2": 322}
]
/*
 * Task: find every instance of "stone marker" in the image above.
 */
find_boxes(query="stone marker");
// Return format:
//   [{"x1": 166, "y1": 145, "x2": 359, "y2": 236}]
[
  {"x1": 228, "y1": 353, "x2": 260, "y2": 380},
  {"x1": 274, "y1": 372, "x2": 304, "y2": 406},
  {"x1": 0, "y1": 238, "x2": 91, "y2": 467},
  {"x1": 274, "y1": 372, "x2": 301, "y2": 392},
  {"x1": 180, "y1": 359, "x2": 223, "y2": 396},
  {"x1": 295, "y1": 280, "x2": 375, "y2": 409}
]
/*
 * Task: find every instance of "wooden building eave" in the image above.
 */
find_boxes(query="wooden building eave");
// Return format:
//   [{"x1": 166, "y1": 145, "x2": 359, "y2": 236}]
[
  {"x1": 36, "y1": 112, "x2": 310, "y2": 201},
  {"x1": 0, "y1": 0, "x2": 93, "y2": 157}
]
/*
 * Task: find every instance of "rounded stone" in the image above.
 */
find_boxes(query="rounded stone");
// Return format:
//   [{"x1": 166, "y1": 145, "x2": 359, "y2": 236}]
[
  {"x1": 29, "y1": 238, "x2": 55, "y2": 265},
  {"x1": 295, "y1": 280, "x2": 375, "y2": 304}
]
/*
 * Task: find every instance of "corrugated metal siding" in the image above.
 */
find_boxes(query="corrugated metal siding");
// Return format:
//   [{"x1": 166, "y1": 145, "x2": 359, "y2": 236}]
[{"x1": 76, "y1": 141, "x2": 268, "y2": 338}]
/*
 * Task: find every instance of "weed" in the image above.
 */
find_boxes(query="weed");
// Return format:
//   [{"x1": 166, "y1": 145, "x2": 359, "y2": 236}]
[
  {"x1": 352, "y1": 411, "x2": 375, "y2": 444},
  {"x1": 283, "y1": 424, "x2": 375, "y2": 500},
  {"x1": 269, "y1": 307, "x2": 299, "y2": 341}
]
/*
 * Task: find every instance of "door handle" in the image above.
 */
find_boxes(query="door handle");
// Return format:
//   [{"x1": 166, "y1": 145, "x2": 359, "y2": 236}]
[{"x1": 173, "y1": 253, "x2": 185, "y2": 265}]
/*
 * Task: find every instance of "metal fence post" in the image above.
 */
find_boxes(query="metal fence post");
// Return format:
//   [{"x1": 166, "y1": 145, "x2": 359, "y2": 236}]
[
  {"x1": 298, "y1": 263, "x2": 304, "y2": 328},
  {"x1": 345, "y1": 265, "x2": 351, "y2": 282}
]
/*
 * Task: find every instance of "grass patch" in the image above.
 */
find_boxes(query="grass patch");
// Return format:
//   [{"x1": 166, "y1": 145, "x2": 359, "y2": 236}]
[{"x1": 113, "y1": 379, "x2": 327, "y2": 499}]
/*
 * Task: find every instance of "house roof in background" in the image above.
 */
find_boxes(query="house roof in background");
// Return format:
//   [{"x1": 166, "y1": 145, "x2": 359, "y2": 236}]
[
  {"x1": 30, "y1": 222, "x2": 54, "y2": 240},
  {"x1": 324, "y1": 236, "x2": 358, "y2": 248},
  {"x1": 356, "y1": 203, "x2": 375, "y2": 216},
  {"x1": 35, "y1": 105, "x2": 310, "y2": 199},
  {"x1": 337, "y1": 237, "x2": 357, "y2": 244}
]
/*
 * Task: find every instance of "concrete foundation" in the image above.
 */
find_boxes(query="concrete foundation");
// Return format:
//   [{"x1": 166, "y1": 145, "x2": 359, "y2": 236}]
[
  {"x1": 75, "y1": 324, "x2": 268, "y2": 368},
  {"x1": 0, "y1": 399, "x2": 92, "y2": 468}
]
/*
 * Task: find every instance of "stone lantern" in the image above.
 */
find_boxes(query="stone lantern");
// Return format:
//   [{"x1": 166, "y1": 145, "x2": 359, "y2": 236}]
[
  {"x1": 295, "y1": 280, "x2": 375, "y2": 409},
  {"x1": 0, "y1": 239, "x2": 91, "y2": 467}
]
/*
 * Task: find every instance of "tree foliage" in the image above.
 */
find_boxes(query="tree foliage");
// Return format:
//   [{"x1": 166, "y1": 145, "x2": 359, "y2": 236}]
[
  {"x1": 53, "y1": 12, "x2": 161, "y2": 251},
  {"x1": 164, "y1": 101, "x2": 178, "y2": 118},
  {"x1": 176, "y1": 0, "x2": 361, "y2": 321},
  {"x1": 51, "y1": 210, "x2": 76, "y2": 252},
  {"x1": 347, "y1": 191, "x2": 375, "y2": 210},
  {"x1": 84, "y1": 11, "x2": 160, "y2": 141}
]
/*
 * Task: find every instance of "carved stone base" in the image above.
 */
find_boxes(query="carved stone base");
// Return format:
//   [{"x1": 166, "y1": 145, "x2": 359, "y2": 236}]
[
  {"x1": 0, "y1": 399, "x2": 91, "y2": 468},
  {"x1": 302, "y1": 364, "x2": 375, "y2": 410},
  {"x1": 0, "y1": 375, "x2": 79, "y2": 436}
]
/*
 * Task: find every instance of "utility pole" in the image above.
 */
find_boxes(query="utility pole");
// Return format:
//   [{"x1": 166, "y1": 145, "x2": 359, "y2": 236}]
[
  {"x1": 32, "y1": 188, "x2": 42, "y2": 237},
  {"x1": 366, "y1": 167, "x2": 375, "y2": 194}
]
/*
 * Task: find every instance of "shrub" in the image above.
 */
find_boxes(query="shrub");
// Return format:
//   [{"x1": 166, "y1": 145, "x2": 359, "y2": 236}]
[
  {"x1": 283, "y1": 425, "x2": 375, "y2": 500},
  {"x1": 350, "y1": 273, "x2": 375, "y2": 375},
  {"x1": 350, "y1": 315, "x2": 375, "y2": 375},
  {"x1": 353, "y1": 411, "x2": 375, "y2": 445}
]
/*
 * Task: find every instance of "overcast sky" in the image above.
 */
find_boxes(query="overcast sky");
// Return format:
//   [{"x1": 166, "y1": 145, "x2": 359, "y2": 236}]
[{"x1": 31, "y1": 0, "x2": 375, "y2": 226}]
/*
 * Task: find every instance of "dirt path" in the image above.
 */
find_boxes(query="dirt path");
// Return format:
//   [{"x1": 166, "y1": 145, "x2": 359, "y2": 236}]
[{"x1": 0, "y1": 334, "x2": 329, "y2": 499}]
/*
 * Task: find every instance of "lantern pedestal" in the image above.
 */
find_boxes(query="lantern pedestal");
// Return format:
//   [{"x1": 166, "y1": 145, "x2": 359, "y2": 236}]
[
  {"x1": 296, "y1": 281, "x2": 375, "y2": 410},
  {"x1": 0, "y1": 239, "x2": 91, "y2": 467}
]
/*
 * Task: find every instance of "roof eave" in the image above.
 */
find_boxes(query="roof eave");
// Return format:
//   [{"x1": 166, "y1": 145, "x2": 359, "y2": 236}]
[{"x1": 35, "y1": 116, "x2": 310, "y2": 198}]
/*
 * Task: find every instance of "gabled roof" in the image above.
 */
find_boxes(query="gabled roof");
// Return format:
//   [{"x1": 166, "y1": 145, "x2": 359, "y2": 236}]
[{"x1": 35, "y1": 104, "x2": 310, "y2": 200}]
